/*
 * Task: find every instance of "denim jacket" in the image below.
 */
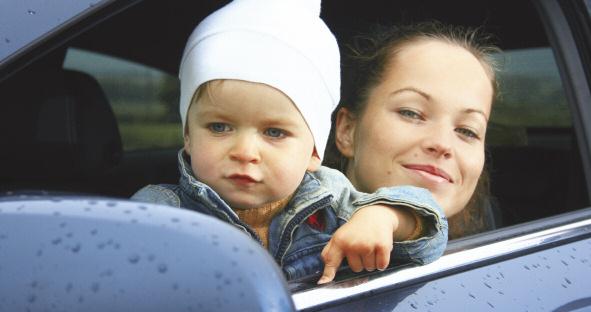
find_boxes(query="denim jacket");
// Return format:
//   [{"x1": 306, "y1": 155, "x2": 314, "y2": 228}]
[{"x1": 132, "y1": 150, "x2": 448, "y2": 280}]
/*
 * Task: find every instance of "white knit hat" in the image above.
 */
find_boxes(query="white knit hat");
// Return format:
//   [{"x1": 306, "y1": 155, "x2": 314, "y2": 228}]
[{"x1": 179, "y1": 0, "x2": 340, "y2": 160}]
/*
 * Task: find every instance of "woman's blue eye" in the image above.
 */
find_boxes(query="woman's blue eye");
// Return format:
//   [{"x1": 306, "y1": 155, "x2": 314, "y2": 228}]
[
  {"x1": 398, "y1": 109, "x2": 422, "y2": 119},
  {"x1": 208, "y1": 123, "x2": 230, "y2": 133},
  {"x1": 264, "y1": 128, "x2": 285, "y2": 138},
  {"x1": 456, "y1": 128, "x2": 479, "y2": 139}
]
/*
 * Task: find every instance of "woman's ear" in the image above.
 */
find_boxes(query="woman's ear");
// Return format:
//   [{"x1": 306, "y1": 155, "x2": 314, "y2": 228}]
[{"x1": 335, "y1": 107, "x2": 357, "y2": 158}]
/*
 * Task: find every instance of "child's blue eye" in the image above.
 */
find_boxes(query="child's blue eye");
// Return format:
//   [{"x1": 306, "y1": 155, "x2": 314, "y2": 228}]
[
  {"x1": 264, "y1": 128, "x2": 285, "y2": 138},
  {"x1": 208, "y1": 123, "x2": 231, "y2": 133}
]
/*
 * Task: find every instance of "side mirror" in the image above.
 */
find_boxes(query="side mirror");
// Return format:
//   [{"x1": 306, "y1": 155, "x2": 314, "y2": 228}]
[{"x1": 0, "y1": 196, "x2": 295, "y2": 311}]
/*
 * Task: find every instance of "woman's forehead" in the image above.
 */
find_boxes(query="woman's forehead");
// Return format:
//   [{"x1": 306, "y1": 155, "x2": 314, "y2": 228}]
[{"x1": 372, "y1": 41, "x2": 493, "y2": 117}]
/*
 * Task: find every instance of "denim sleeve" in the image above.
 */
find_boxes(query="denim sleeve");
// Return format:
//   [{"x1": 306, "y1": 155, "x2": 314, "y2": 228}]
[
  {"x1": 130, "y1": 185, "x2": 181, "y2": 208},
  {"x1": 311, "y1": 166, "x2": 448, "y2": 265}
]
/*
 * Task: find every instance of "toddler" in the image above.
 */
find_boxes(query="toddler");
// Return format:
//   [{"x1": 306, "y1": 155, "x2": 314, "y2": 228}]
[{"x1": 132, "y1": 0, "x2": 448, "y2": 283}]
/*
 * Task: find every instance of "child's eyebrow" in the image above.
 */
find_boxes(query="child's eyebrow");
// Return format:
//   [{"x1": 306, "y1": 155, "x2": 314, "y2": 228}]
[
  {"x1": 194, "y1": 107, "x2": 230, "y2": 119},
  {"x1": 258, "y1": 116, "x2": 301, "y2": 128},
  {"x1": 195, "y1": 107, "x2": 301, "y2": 128}
]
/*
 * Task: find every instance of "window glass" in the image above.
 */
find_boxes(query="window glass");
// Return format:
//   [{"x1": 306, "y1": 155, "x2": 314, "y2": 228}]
[
  {"x1": 488, "y1": 47, "x2": 571, "y2": 147},
  {"x1": 485, "y1": 47, "x2": 587, "y2": 227},
  {"x1": 63, "y1": 48, "x2": 182, "y2": 151}
]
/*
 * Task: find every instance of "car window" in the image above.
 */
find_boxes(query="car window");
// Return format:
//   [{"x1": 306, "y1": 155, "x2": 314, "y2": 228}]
[
  {"x1": 488, "y1": 47, "x2": 571, "y2": 147},
  {"x1": 485, "y1": 46, "x2": 588, "y2": 228},
  {"x1": 2, "y1": 0, "x2": 591, "y2": 309},
  {"x1": 63, "y1": 48, "x2": 182, "y2": 151}
]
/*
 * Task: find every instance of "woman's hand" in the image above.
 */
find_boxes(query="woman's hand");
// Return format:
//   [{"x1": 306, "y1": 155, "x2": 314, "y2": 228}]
[{"x1": 317, "y1": 204, "x2": 416, "y2": 284}]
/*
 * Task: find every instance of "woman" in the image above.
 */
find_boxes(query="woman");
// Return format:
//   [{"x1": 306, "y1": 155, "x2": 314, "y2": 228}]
[{"x1": 324, "y1": 22, "x2": 500, "y2": 239}]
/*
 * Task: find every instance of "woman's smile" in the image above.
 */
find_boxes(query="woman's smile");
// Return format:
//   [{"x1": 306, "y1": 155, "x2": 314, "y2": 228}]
[{"x1": 403, "y1": 164, "x2": 453, "y2": 183}]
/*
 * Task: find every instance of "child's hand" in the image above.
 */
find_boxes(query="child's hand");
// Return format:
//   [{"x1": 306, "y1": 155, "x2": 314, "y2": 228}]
[{"x1": 317, "y1": 204, "x2": 416, "y2": 284}]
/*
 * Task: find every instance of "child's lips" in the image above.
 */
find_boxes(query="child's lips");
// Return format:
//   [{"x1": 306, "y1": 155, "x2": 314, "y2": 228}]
[{"x1": 227, "y1": 174, "x2": 259, "y2": 185}]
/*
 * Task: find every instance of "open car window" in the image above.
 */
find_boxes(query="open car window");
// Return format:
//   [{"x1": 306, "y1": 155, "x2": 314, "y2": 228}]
[
  {"x1": 63, "y1": 48, "x2": 182, "y2": 151},
  {"x1": 487, "y1": 46, "x2": 587, "y2": 228},
  {"x1": 1, "y1": 0, "x2": 591, "y2": 310}
]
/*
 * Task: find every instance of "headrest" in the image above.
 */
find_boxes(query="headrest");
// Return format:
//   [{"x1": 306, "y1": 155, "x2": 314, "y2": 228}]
[{"x1": 33, "y1": 70, "x2": 123, "y2": 178}]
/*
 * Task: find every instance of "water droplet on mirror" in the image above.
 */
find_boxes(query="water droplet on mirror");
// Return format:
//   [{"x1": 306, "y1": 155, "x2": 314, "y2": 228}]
[
  {"x1": 128, "y1": 254, "x2": 140, "y2": 264},
  {"x1": 158, "y1": 263, "x2": 168, "y2": 273},
  {"x1": 71, "y1": 243, "x2": 81, "y2": 253},
  {"x1": 91, "y1": 282, "x2": 100, "y2": 293},
  {"x1": 27, "y1": 9, "x2": 36, "y2": 15}
]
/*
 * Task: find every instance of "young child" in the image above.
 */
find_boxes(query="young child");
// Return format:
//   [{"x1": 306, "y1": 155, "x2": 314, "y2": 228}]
[{"x1": 132, "y1": 0, "x2": 448, "y2": 283}]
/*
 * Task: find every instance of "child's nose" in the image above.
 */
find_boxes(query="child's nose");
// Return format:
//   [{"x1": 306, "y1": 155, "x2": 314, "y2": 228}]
[{"x1": 229, "y1": 133, "x2": 261, "y2": 164}]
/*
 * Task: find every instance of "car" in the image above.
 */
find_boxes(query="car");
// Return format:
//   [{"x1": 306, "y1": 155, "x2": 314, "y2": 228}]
[{"x1": 1, "y1": 0, "x2": 591, "y2": 311}]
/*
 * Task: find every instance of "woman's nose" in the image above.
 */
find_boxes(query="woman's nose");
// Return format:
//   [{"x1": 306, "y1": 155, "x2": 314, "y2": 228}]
[
  {"x1": 229, "y1": 133, "x2": 261, "y2": 163},
  {"x1": 422, "y1": 130, "x2": 453, "y2": 159}
]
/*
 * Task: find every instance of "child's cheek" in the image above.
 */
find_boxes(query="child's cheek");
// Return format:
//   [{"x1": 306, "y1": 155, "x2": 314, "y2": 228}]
[{"x1": 188, "y1": 137, "x2": 218, "y2": 181}]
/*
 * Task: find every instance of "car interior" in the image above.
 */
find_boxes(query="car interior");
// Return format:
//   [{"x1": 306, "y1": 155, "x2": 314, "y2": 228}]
[{"x1": 0, "y1": 0, "x2": 588, "y2": 261}]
